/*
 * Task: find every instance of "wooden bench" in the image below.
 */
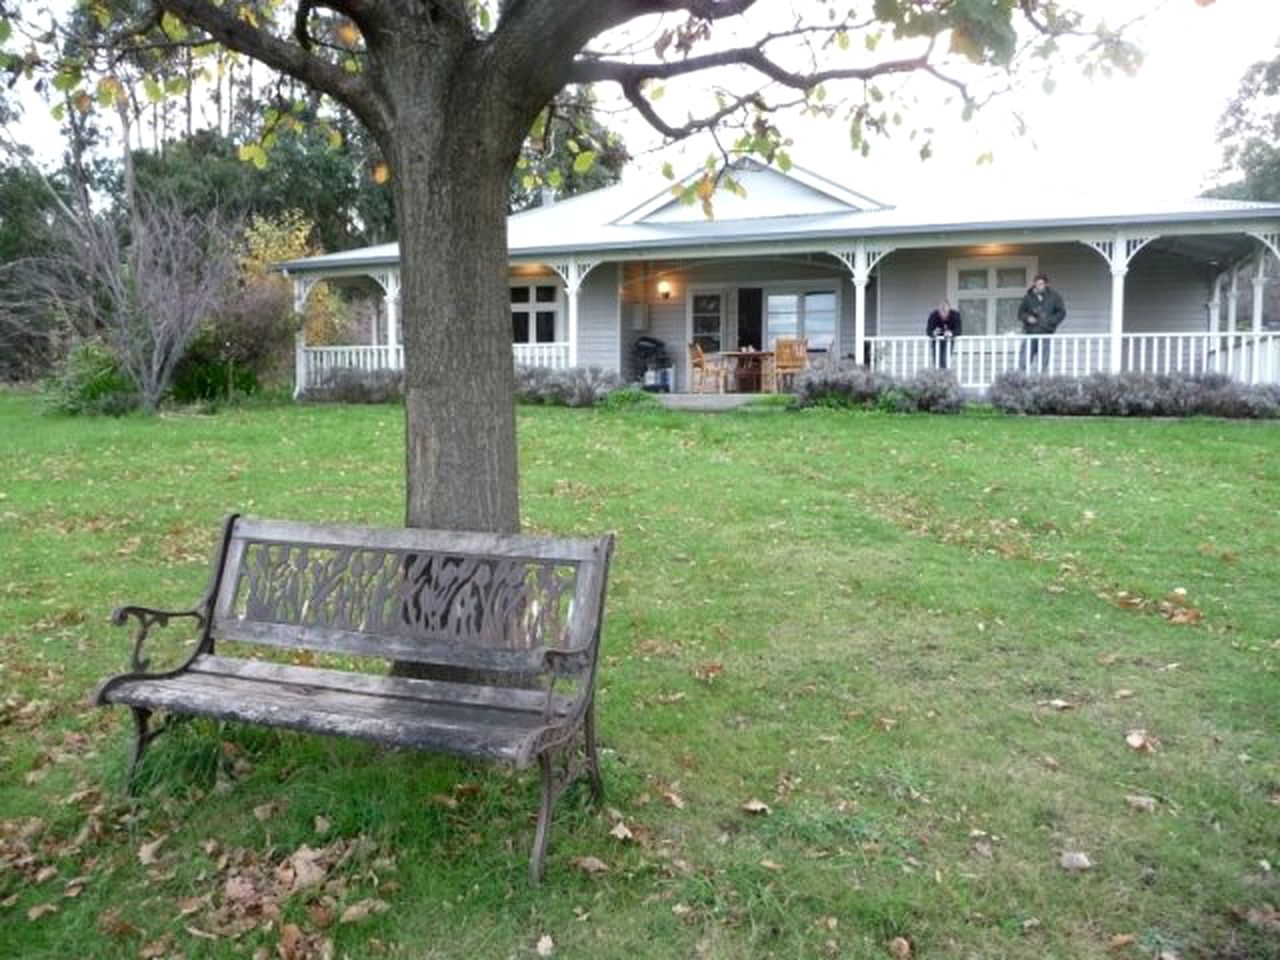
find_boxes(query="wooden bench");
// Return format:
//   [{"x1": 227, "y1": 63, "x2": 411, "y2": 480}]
[{"x1": 94, "y1": 514, "x2": 614, "y2": 882}]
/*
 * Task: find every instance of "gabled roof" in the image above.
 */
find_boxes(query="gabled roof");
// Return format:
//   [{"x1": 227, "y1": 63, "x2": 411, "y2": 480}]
[{"x1": 278, "y1": 160, "x2": 1280, "y2": 275}]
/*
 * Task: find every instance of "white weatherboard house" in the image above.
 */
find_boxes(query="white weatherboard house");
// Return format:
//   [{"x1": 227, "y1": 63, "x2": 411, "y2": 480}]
[{"x1": 281, "y1": 159, "x2": 1280, "y2": 394}]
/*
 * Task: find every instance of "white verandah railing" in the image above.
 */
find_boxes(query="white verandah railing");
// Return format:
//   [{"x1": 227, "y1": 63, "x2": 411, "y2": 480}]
[
  {"x1": 867, "y1": 332, "x2": 1280, "y2": 390},
  {"x1": 298, "y1": 342, "x2": 569, "y2": 393}
]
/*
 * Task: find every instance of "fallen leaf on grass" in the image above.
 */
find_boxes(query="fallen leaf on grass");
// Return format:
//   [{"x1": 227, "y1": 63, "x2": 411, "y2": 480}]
[
  {"x1": 972, "y1": 841, "x2": 994, "y2": 859},
  {"x1": 759, "y1": 858, "x2": 784, "y2": 872},
  {"x1": 1041, "y1": 755, "x2": 1061, "y2": 771},
  {"x1": 137, "y1": 835, "x2": 167, "y2": 865},
  {"x1": 571, "y1": 856, "x2": 609, "y2": 875},
  {"x1": 1124, "y1": 795, "x2": 1157, "y2": 813},
  {"x1": 339, "y1": 898, "x2": 389, "y2": 924},
  {"x1": 740, "y1": 799, "x2": 771, "y2": 816},
  {"x1": 27, "y1": 903, "x2": 57, "y2": 921},
  {"x1": 97, "y1": 907, "x2": 140, "y2": 938},
  {"x1": 671, "y1": 903, "x2": 692, "y2": 917},
  {"x1": 176, "y1": 896, "x2": 205, "y2": 916},
  {"x1": 693, "y1": 662, "x2": 722, "y2": 684},
  {"x1": 609, "y1": 821, "x2": 634, "y2": 842},
  {"x1": 253, "y1": 801, "x2": 284, "y2": 822},
  {"x1": 139, "y1": 936, "x2": 172, "y2": 959},
  {"x1": 875, "y1": 716, "x2": 897, "y2": 732},
  {"x1": 1108, "y1": 933, "x2": 1136, "y2": 949},
  {"x1": 34, "y1": 864, "x2": 57, "y2": 883},
  {"x1": 887, "y1": 936, "x2": 912, "y2": 958},
  {"x1": 1243, "y1": 905, "x2": 1280, "y2": 932},
  {"x1": 1037, "y1": 698, "x2": 1075, "y2": 711},
  {"x1": 1114, "y1": 689, "x2": 1135, "y2": 700},
  {"x1": 535, "y1": 934, "x2": 555, "y2": 957},
  {"x1": 313, "y1": 815, "x2": 331, "y2": 835},
  {"x1": 1059, "y1": 851, "x2": 1093, "y2": 871},
  {"x1": 662, "y1": 789, "x2": 686, "y2": 810},
  {"x1": 1125, "y1": 730, "x2": 1159, "y2": 753},
  {"x1": 427, "y1": 793, "x2": 458, "y2": 809}
]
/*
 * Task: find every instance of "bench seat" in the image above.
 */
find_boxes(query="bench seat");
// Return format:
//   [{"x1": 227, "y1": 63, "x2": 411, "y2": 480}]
[{"x1": 104, "y1": 655, "x2": 575, "y2": 766}]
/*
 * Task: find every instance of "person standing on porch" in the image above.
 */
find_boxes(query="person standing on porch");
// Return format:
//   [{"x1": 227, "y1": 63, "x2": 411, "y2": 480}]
[
  {"x1": 926, "y1": 299, "x2": 961, "y2": 369},
  {"x1": 1018, "y1": 273, "x2": 1066, "y2": 373}
]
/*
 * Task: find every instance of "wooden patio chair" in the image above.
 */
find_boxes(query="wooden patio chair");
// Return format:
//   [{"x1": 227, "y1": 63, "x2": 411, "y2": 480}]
[
  {"x1": 689, "y1": 342, "x2": 729, "y2": 394},
  {"x1": 772, "y1": 337, "x2": 809, "y2": 392}
]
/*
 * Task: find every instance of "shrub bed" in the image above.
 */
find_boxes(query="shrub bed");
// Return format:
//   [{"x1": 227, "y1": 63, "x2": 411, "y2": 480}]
[
  {"x1": 794, "y1": 361, "x2": 964, "y2": 413},
  {"x1": 990, "y1": 371, "x2": 1280, "y2": 418},
  {"x1": 41, "y1": 340, "x2": 140, "y2": 416},
  {"x1": 302, "y1": 365, "x2": 624, "y2": 407}
]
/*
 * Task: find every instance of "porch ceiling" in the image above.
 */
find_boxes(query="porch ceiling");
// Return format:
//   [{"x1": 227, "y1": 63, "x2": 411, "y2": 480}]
[{"x1": 1140, "y1": 233, "x2": 1256, "y2": 268}]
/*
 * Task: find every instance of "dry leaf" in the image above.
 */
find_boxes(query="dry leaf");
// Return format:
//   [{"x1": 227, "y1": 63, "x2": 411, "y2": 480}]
[
  {"x1": 875, "y1": 716, "x2": 897, "y2": 732},
  {"x1": 662, "y1": 790, "x2": 686, "y2": 810},
  {"x1": 1243, "y1": 905, "x2": 1280, "y2": 932},
  {"x1": 571, "y1": 856, "x2": 609, "y2": 875},
  {"x1": 1114, "y1": 689, "x2": 1135, "y2": 700},
  {"x1": 1125, "y1": 730, "x2": 1159, "y2": 753},
  {"x1": 609, "y1": 821, "x2": 634, "y2": 842},
  {"x1": 313, "y1": 816, "x2": 331, "y2": 835},
  {"x1": 671, "y1": 903, "x2": 692, "y2": 917},
  {"x1": 137, "y1": 835, "x2": 167, "y2": 865},
  {"x1": 1038, "y1": 698, "x2": 1075, "y2": 711},
  {"x1": 693, "y1": 662, "x2": 723, "y2": 684},
  {"x1": 1107, "y1": 933, "x2": 1136, "y2": 949},
  {"x1": 339, "y1": 898, "x2": 389, "y2": 924},
  {"x1": 741, "y1": 798, "x2": 771, "y2": 815},
  {"x1": 308, "y1": 903, "x2": 334, "y2": 929},
  {"x1": 887, "y1": 935, "x2": 912, "y2": 958},
  {"x1": 427, "y1": 793, "x2": 458, "y2": 809},
  {"x1": 253, "y1": 801, "x2": 281, "y2": 822},
  {"x1": 139, "y1": 936, "x2": 172, "y2": 959},
  {"x1": 972, "y1": 841, "x2": 994, "y2": 858},
  {"x1": 35, "y1": 864, "x2": 57, "y2": 884},
  {"x1": 176, "y1": 896, "x2": 204, "y2": 916},
  {"x1": 1125, "y1": 794, "x2": 1157, "y2": 813},
  {"x1": 759, "y1": 858, "x2": 784, "y2": 872},
  {"x1": 1059, "y1": 851, "x2": 1093, "y2": 871},
  {"x1": 535, "y1": 934, "x2": 555, "y2": 957},
  {"x1": 286, "y1": 845, "x2": 328, "y2": 892},
  {"x1": 278, "y1": 924, "x2": 306, "y2": 960},
  {"x1": 27, "y1": 902, "x2": 57, "y2": 921},
  {"x1": 1041, "y1": 755, "x2": 1061, "y2": 771},
  {"x1": 97, "y1": 907, "x2": 139, "y2": 938}
]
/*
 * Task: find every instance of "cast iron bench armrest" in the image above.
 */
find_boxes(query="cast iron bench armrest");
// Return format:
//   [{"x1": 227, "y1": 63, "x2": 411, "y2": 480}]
[{"x1": 107, "y1": 605, "x2": 206, "y2": 680}]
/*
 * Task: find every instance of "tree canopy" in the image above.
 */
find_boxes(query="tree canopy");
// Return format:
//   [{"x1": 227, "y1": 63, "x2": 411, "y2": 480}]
[{"x1": 1212, "y1": 48, "x2": 1280, "y2": 202}]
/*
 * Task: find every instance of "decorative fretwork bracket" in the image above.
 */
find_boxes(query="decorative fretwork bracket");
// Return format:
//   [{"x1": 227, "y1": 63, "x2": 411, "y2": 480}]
[
  {"x1": 291, "y1": 276, "x2": 320, "y2": 315},
  {"x1": 372, "y1": 269, "x2": 401, "y2": 301},
  {"x1": 550, "y1": 258, "x2": 601, "y2": 294},
  {"x1": 829, "y1": 242, "x2": 895, "y2": 285},
  {"x1": 1082, "y1": 232, "x2": 1155, "y2": 275},
  {"x1": 1247, "y1": 230, "x2": 1280, "y2": 265}
]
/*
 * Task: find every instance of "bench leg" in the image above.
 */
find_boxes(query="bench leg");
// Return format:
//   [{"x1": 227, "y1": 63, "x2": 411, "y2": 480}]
[
  {"x1": 127, "y1": 707, "x2": 152, "y2": 791},
  {"x1": 584, "y1": 700, "x2": 605, "y2": 804},
  {"x1": 530, "y1": 752, "x2": 555, "y2": 885}
]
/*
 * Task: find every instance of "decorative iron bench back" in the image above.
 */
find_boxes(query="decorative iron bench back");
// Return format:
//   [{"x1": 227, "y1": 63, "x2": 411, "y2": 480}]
[{"x1": 209, "y1": 517, "x2": 611, "y2": 680}]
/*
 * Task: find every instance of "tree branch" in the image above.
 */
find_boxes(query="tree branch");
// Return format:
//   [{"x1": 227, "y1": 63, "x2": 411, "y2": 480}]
[{"x1": 153, "y1": 0, "x2": 388, "y2": 134}]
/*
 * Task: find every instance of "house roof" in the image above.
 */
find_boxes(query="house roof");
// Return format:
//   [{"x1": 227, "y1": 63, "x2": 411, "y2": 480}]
[{"x1": 279, "y1": 159, "x2": 1280, "y2": 275}]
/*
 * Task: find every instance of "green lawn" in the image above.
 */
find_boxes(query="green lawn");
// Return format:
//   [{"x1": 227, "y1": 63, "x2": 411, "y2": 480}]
[{"x1": 1, "y1": 390, "x2": 1277, "y2": 959}]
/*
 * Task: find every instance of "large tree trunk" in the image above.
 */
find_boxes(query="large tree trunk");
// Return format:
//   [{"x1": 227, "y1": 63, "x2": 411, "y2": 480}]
[{"x1": 392, "y1": 128, "x2": 521, "y2": 534}]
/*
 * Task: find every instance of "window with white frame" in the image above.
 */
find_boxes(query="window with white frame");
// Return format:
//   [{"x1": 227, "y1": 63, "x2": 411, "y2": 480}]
[
  {"x1": 510, "y1": 283, "x2": 564, "y2": 344},
  {"x1": 690, "y1": 291, "x2": 725, "y2": 352},
  {"x1": 947, "y1": 257, "x2": 1037, "y2": 337},
  {"x1": 766, "y1": 289, "x2": 837, "y2": 350}
]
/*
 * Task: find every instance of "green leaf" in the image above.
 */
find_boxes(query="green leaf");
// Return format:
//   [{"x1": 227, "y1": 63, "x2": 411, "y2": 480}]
[
  {"x1": 776, "y1": 150, "x2": 792, "y2": 172},
  {"x1": 50, "y1": 103, "x2": 66, "y2": 122},
  {"x1": 565, "y1": 138, "x2": 580, "y2": 154},
  {"x1": 143, "y1": 76, "x2": 164, "y2": 103},
  {"x1": 836, "y1": 31, "x2": 849, "y2": 51},
  {"x1": 572, "y1": 150, "x2": 597, "y2": 174},
  {"x1": 661, "y1": 161, "x2": 675, "y2": 180},
  {"x1": 648, "y1": 84, "x2": 665, "y2": 101},
  {"x1": 0, "y1": 19, "x2": 11, "y2": 45},
  {"x1": 238, "y1": 143, "x2": 268, "y2": 169},
  {"x1": 546, "y1": 169, "x2": 563, "y2": 189},
  {"x1": 52, "y1": 68, "x2": 82, "y2": 93}
]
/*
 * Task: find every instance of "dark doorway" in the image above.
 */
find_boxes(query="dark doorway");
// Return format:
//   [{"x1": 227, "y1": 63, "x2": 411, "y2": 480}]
[{"x1": 738, "y1": 287, "x2": 763, "y2": 349}]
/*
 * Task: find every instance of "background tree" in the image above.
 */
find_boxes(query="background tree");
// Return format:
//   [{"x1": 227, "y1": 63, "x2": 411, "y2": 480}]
[
  {"x1": 1, "y1": 1, "x2": 1138, "y2": 536},
  {"x1": 511, "y1": 86, "x2": 629, "y2": 212},
  {"x1": 1211, "y1": 48, "x2": 1280, "y2": 201}
]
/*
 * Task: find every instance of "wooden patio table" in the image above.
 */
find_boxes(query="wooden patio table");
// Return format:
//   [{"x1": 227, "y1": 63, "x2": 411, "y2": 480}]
[{"x1": 719, "y1": 350, "x2": 776, "y2": 393}]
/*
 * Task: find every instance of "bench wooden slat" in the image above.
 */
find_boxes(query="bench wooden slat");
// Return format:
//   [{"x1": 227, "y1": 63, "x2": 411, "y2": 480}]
[
  {"x1": 232, "y1": 517, "x2": 603, "y2": 563},
  {"x1": 213, "y1": 618, "x2": 551, "y2": 672},
  {"x1": 188, "y1": 655, "x2": 574, "y2": 716},
  {"x1": 107, "y1": 672, "x2": 550, "y2": 765}
]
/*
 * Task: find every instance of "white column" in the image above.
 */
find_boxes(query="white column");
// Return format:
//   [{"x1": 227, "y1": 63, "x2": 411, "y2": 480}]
[
  {"x1": 1252, "y1": 256, "x2": 1266, "y2": 335},
  {"x1": 381, "y1": 271, "x2": 401, "y2": 368},
  {"x1": 1109, "y1": 266, "x2": 1126, "y2": 374},
  {"x1": 853, "y1": 242, "x2": 869, "y2": 366},
  {"x1": 1208, "y1": 274, "x2": 1222, "y2": 334},
  {"x1": 567, "y1": 282, "x2": 580, "y2": 368},
  {"x1": 290, "y1": 275, "x2": 313, "y2": 399},
  {"x1": 1227, "y1": 266, "x2": 1239, "y2": 333}
]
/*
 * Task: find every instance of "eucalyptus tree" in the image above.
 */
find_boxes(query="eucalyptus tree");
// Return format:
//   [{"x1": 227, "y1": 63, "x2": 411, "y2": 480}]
[{"x1": 1, "y1": 1, "x2": 1140, "y2": 534}]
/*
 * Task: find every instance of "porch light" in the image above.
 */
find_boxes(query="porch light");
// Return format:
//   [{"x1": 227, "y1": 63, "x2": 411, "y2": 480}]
[{"x1": 657, "y1": 279, "x2": 672, "y2": 300}]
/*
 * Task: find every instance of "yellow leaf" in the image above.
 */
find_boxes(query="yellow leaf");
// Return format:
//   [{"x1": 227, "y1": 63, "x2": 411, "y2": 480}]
[{"x1": 372, "y1": 162, "x2": 390, "y2": 185}]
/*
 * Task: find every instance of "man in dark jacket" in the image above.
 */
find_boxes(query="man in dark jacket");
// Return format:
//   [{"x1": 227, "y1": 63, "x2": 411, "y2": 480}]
[
  {"x1": 926, "y1": 299, "x2": 961, "y2": 369},
  {"x1": 1018, "y1": 273, "x2": 1066, "y2": 373}
]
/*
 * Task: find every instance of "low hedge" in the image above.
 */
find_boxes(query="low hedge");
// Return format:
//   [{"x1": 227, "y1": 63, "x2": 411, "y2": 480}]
[
  {"x1": 793, "y1": 362, "x2": 965, "y2": 413},
  {"x1": 990, "y1": 371, "x2": 1280, "y2": 418}
]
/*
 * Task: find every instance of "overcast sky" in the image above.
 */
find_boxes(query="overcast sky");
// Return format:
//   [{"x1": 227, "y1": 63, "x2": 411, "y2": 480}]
[
  {"x1": 9, "y1": 1, "x2": 1279, "y2": 206},
  {"x1": 600, "y1": 0, "x2": 1280, "y2": 205}
]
